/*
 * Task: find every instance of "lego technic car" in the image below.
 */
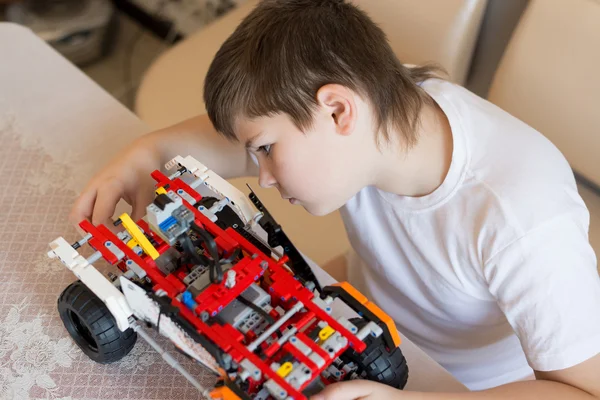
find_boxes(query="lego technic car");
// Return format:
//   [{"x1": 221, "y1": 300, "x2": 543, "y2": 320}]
[{"x1": 48, "y1": 155, "x2": 408, "y2": 399}]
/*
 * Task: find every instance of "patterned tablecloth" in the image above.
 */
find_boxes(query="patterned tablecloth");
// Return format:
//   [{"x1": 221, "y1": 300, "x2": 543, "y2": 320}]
[{"x1": 0, "y1": 22, "x2": 467, "y2": 400}]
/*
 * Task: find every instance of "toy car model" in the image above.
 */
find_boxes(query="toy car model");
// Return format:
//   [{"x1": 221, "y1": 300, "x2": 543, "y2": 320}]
[{"x1": 48, "y1": 155, "x2": 408, "y2": 399}]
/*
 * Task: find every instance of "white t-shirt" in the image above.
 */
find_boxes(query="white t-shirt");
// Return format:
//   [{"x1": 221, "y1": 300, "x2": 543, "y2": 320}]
[{"x1": 340, "y1": 78, "x2": 600, "y2": 391}]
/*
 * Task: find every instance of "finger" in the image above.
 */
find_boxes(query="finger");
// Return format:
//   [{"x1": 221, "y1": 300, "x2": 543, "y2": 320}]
[
  {"x1": 131, "y1": 186, "x2": 156, "y2": 223},
  {"x1": 69, "y1": 187, "x2": 98, "y2": 228},
  {"x1": 311, "y1": 380, "x2": 376, "y2": 400},
  {"x1": 91, "y1": 182, "x2": 125, "y2": 227}
]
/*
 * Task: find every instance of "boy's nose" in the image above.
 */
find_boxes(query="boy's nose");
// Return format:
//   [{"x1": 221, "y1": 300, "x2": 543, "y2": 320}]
[{"x1": 258, "y1": 165, "x2": 277, "y2": 188}]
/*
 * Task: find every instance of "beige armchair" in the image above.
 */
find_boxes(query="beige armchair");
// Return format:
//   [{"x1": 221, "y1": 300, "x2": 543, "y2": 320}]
[
  {"x1": 488, "y1": 0, "x2": 600, "y2": 187},
  {"x1": 487, "y1": 0, "x2": 600, "y2": 265},
  {"x1": 134, "y1": 0, "x2": 488, "y2": 266}
]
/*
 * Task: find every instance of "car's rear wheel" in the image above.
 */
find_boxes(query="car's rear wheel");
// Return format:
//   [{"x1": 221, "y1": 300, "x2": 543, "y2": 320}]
[{"x1": 339, "y1": 317, "x2": 409, "y2": 389}]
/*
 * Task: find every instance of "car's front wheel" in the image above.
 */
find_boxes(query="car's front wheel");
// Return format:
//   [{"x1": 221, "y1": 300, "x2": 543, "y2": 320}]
[{"x1": 57, "y1": 280, "x2": 137, "y2": 363}]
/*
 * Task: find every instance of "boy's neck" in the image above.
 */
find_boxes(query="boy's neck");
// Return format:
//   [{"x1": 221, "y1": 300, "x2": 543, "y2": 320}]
[{"x1": 372, "y1": 99, "x2": 453, "y2": 197}]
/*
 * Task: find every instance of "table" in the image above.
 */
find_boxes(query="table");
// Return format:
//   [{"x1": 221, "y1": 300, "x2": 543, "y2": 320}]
[{"x1": 0, "y1": 22, "x2": 468, "y2": 399}]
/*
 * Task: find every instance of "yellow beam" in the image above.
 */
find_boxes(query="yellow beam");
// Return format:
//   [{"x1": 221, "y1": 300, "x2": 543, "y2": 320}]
[{"x1": 119, "y1": 213, "x2": 159, "y2": 260}]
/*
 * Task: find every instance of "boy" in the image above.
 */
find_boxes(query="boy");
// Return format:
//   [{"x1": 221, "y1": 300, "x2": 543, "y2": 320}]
[{"x1": 70, "y1": 0, "x2": 600, "y2": 398}]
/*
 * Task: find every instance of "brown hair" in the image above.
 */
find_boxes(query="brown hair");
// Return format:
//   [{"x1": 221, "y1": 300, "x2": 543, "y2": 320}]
[{"x1": 204, "y1": 0, "x2": 445, "y2": 148}]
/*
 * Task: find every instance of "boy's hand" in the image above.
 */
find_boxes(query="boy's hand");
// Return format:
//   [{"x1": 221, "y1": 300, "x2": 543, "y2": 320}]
[
  {"x1": 68, "y1": 114, "x2": 254, "y2": 232},
  {"x1": 312, "y1": 380, "x2": 404, "y2": 400},
  {"x1": 69, "y1": 136, "x2": 162, "y2": 230}
]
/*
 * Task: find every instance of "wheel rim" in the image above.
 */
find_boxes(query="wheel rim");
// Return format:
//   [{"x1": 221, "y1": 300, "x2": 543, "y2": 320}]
[{"x1": 68, "y1": 309, "x2": 98, "y2": 352}]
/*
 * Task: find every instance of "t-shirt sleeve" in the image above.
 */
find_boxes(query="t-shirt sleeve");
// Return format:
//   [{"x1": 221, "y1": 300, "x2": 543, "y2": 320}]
[{"x1": 484, "y1": 213, "x2": 600, "y2": 371}]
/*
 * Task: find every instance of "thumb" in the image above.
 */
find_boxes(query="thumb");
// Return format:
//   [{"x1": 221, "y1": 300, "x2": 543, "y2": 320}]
[{"x1": 311, "y1": 380, "x2": 376, "y2": 400}]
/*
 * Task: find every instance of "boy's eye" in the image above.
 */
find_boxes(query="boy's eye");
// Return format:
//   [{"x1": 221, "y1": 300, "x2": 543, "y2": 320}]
[{"x1": 257, "y1": 144, "x2": 271, "y2": 155}]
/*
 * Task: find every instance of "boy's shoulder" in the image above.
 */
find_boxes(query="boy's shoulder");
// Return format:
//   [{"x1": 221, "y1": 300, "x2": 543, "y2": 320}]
[{"x1": 423, "y1": 78, "x2": 587, "y2": 231}]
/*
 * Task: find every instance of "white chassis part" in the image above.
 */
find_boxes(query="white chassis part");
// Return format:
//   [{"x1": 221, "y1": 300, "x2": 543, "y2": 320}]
[
  {"x1": 47, "y1": 237, "x2": 134, "y2": 332},
  {"x1": 166, "y1": 155, "x2": 260, "y2": 225},
  {"x1": 120, "y1": 276, "x2": 220, "y2": 373}
]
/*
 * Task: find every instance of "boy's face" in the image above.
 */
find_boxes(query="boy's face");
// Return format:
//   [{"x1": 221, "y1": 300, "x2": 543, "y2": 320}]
[{"x1": 234, "y1": 89, "x2": 373, "y2": 216}]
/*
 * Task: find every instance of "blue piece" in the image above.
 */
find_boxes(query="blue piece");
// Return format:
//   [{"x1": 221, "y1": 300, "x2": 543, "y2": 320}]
[
  {"x1": 181, "y1": 291, "x2": 197, "y2": 310},
  {"x1": 159, "y1": 216, "x2": 177, "y2": 232}
]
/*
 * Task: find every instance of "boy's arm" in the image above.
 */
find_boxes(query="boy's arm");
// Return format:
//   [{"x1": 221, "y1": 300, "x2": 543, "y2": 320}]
[
  {"x1": 146, "y1": 113, "x2": 258, "y2": 179},
  {"x1": 312, "y1": 353, "x2": 600, "y2": 399}
]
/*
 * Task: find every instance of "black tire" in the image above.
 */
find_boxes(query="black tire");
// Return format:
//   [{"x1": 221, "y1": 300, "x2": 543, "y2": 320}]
[
  {"x1": 339, "y1": 318, "x2": 409, "y2": 389},
  {"x1": 57, "y1": 281, "x2": 137, "y2": 364}
]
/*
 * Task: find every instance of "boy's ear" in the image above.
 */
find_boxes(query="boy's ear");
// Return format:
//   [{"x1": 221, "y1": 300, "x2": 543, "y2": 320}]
[{"x1": 315, "y1": 84, "x2": 356, "y2": 136}]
